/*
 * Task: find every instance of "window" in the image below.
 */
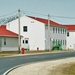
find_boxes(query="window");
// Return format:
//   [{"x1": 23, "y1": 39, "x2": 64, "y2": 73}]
[
  {"x1": 61, "y1": 29, "x2": 63, "y2": 34},
  {"x1": 63, "y1": 40, "x2": 64, "y2": 45},
  {"x1": 61, "y1": 40, "x2": 62, "y2": 45},
  {"x1": 56, "y1": 28, "x2": 57, "y2": 33},
  {"x1": 23, "y1": 26, "x2": 27, "y2": 32},
  {"x1": 65, "y1": 29, "x2": 66, "y2": 34},
  {"x1": 23, "y1": 40, "x2": 24, "y2": 44},
  {"x1": 58, "y1": 28, "x2": 60, "y2": 33},
  {"x1": 67, "y1": 32, "x2": 69, "y2": 37},
  {"x1": 53, "y1": 27, "x2": 55, "y2": 33},
  {"x1": 63, "y1": 29, "x2": 64, "y2": 34},
  {"x1": 25, "y1": 40, "x2": 28, "y2": 44},
  {"x1": 65, "y1": 40, "x2": 66, "y2": 45},
  {"x1": 4, "y1": 38, "x2": 6, "y2": 45}
]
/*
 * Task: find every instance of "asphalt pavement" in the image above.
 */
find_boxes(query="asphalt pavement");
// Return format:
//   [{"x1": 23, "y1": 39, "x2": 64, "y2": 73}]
[{"x1": 0, "y1": 51, "x2": 75, "y2": 75}]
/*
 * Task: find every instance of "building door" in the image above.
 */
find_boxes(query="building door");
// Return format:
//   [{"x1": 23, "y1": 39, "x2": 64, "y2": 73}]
[
  {"x1": 22, "y1": 38, "x2": 29, "y2": 50},
  {"x1": 24, "y1": 38, "x2": 29, "y2": 50}
]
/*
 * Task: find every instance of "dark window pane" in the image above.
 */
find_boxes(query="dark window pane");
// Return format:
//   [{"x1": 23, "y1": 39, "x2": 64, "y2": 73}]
[
  {"x1": 4, "y1": 42, "x2": 6, "y2": 45},
  {"x1": 25, "y1": 40, "x2": 28, "y2": 44},
  {"x1": 58, "y1": 28, "x2": 59, "y2": 33},
  {"x1": 23, "y1": 26, "x2": 27, "y2": 32},
  {"x1": 67, "y1": 32, "x2": 69, "y2": 36},
  {"x1": 61, "y1": 29, "x2": 62, "y2": 34},
  {"x1": 63, "y1": 29, "x2": 64, "y2": 34},
  {"x1": 56, "y1": 28, "x2": 57, "y2": 33},
  {"x1": 4, "y1": 38, "x2": 6, "y2": 45},
  {"x1": 65, "y1": 40, "x2": 66, "y2": 45},
  {"x1": 53, "y1": 27, "x2": 55, "y2": 33},
  {"x1": 23, "y1": 40, "x2": 24, "y2": 44},
  {"x1": 63, "y1": 40, "x2": 64, "y2": 45}
]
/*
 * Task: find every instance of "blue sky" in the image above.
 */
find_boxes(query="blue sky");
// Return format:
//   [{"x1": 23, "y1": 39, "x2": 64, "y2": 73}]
[{"x1": 0, "y1": 0, "x2": 75, "y2": 24}]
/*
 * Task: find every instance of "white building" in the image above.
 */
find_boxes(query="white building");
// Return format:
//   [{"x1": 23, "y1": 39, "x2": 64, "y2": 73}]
[
  {"x1": 0, "y1": 25, "x2": 19, "y2": 51},
  {"x1": 6, "y1": 16, "x2": 67, "y2": 50},
  {"x1": 63, "y1": 25, "x2": 75, "y2": 50}
]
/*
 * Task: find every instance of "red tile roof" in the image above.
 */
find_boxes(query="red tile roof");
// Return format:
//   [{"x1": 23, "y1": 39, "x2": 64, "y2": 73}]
[
  {"x1": 0, "y1": 25, "x2": 18, "y2": 37},
  {"x1": 28, "y1": 16, "x2": 66, "y2": 28},
  {"x1": 63, "y1": 25, "x2": 75, "y2": 31}
]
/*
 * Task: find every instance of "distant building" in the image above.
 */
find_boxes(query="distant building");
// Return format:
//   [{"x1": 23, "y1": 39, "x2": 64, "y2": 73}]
[
  {"x1": 6, "y1": 16, "x2": 67, "y2": 50},
  {"x1": 63, "y1": 25, "x2": 75, "y2": 50},
  {"x1": 0, "y1": 25, "x2": 19, "y2": 51}
]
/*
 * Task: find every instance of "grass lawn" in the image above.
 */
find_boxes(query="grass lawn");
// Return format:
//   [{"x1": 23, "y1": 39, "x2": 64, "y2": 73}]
[
  {"x1": 0, "y1": 50, "x2": 50, "y2": 56},
  {"x1": 0, "y1": 51, "x2": 19, "y2": 56},
  {"x1": 0, "y1": 49, "x2": 74, "y2": 57}
]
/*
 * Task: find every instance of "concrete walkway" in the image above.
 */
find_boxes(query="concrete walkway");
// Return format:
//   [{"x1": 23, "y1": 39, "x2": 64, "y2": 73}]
[{"x1": 7, "y1": 57, "x2": 75, "y2": 75}]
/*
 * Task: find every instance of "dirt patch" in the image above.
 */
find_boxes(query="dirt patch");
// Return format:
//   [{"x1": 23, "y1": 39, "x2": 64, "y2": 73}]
[{"x1": 49, "y1": 62, "x2": 75, "y2": 75}]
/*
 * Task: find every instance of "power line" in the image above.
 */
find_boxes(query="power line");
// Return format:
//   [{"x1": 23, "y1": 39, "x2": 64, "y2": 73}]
[
  {"x1": 50, "y1": 15, "x2": 75, "y2": 19},
  {"x1": 21, "y1": 10, "x2": 47, "y2": 17},
  {"x1": 0, "y1": 10, "x2": 18, "y2": 24},
  {"x1": 0, "y1": 9, "x2": 75, "y2": 24},
  {"x1": 21, "y1": 10, "x2": 75, "y2": 19},
  {"x1": 0, "y1": 10, "x2": 17, "y2": 18},
  {"x1": 0, "y1": 9, "x2": 75, "y2": 19},
  {"x1": 51, "y1": 17, "x2": 68, "y2": 24}
]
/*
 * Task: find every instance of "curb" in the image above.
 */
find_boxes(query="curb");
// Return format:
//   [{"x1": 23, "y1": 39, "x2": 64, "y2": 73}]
[
  {"x1": 1, "y1": 50, "x2": 73, "y2": 58},
  {"x1": 3, "y1": 61, "x2": 41, "y2": 75},
  {"x1": 3, "y1": 63, "x2": 30, "y2": 75},
  {"x1": 3, "y1": 65, "x2": 22, "y2": 75},
  {"x1": 3, "y1": 60, "x2": 50, "y2": 75}
]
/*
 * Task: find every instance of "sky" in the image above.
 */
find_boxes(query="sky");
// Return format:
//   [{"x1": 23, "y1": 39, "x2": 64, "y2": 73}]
[{"x1": 0, "y1": 0, "x2": 75, "y2": 24}]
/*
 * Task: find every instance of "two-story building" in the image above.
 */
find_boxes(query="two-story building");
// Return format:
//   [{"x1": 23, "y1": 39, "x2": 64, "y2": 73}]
[{"x1": 6, "y1": 16, "x2": 67, "y2": 50}]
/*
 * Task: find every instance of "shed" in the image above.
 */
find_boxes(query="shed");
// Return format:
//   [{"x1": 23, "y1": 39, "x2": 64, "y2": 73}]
[{"x1": 0, "y1": 25, "x2": 19, "y2": 51}]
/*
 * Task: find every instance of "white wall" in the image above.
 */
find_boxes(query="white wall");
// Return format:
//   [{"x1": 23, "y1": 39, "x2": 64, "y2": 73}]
[
  {"x1": 45, "y1": 25, "x2": 67, "y2": 50},
  {"x1": 7, "y1": 16, "x2": 45, "y2": 50},
  {"x1": 0, "y1": 38, "x2": 2, "y2": 51},
  {"x1": 67, "y1": 32, "x2": 75, "y2": 50},
  {"x1": 28, "y1": 19, "x2": 45, "y2": 50},
  {"x1": 1, "y1": 37, "x2": 18, "y2": 51}
]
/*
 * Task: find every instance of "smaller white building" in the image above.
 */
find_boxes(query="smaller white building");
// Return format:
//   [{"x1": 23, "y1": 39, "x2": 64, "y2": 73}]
[
  {"x1": 63, "y1": 25, "x2": 75, "y2": 50},
  {"x1": 0, "y1": 25, "x2": 19, "y2": 51}
]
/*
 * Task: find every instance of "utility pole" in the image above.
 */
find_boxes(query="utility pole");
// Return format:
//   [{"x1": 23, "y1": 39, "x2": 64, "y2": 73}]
[
  {"x1": 48, "y1": 14, "x2": 50, "y2": 51},
  {"x1": 18, "y1": 9, "x2": 20, "y2": 53}
]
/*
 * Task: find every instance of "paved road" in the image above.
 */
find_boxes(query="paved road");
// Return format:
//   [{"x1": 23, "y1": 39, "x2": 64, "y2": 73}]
[{"x1": 0, "y1": 51, "x2": 75, "y2": 75}]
